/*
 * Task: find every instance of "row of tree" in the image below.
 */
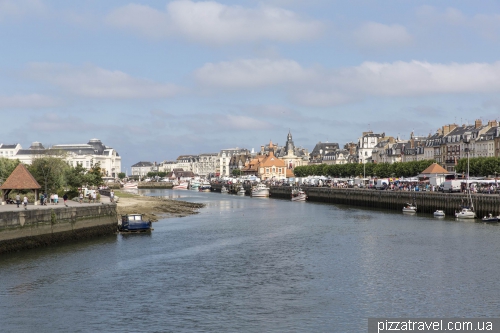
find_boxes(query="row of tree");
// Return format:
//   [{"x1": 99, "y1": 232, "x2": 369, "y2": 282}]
[
  {"x1": 455, "y1": 157, "x2": 500, "y2": 177},
  {"x1": 293, "y1": 160, "x2": 437, "y2": 178},
  {"x1": 0, "y1": 157, "x2": 104, "y2": 197}
]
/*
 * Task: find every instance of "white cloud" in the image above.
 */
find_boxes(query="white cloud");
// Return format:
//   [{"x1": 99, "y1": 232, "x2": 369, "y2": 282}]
[
  {"x1": 24, "y1": 63, "x2": 182, "y2": 99},
  {"x1": 195, "y1": 58, "x2": 317, "y2": 88},
  {"x1": 105, "y1": 0, "x2": 323, "y2": 44},
  {"x1": 416, "y1": 6, "x2": 500, "y2": 41},
  {"x1": 0, "y1": 0, "x2": 46, "y2": 21},
  {"x1": 297, "y1": 60, "x2": 500, "y2": 107},
  {"x1": 0, "y1": 94, "x2": 60, "y2": 109},
  {"x1": 351, "y1": 22, "x2": 413, "y2": 50}
]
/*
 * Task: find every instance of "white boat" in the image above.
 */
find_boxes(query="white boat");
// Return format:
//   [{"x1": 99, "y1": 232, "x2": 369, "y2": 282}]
[
  {"x1": 199, "y1": 181, "x2": 211, "y2": 192},
  {"x1": 173, "y1": 182, "x2": 189, "y2": 190},
  {"x1": 251, "y1": 184, "x2": 269, "y2": 198},
  {"x1": 402, "y1": 202, "x2": 417, "y2": 213},
  {"x1": 123, "y1": 182, "x2": 138, "y2": 190},
  {"x1": 433, "y1": 210, "x2": 445, "y2": 217},
  {"x1": 237, "y1": 187, "x2": 246, "y2": 195},
  {"x1": 189, "y1": 180, "x2": 200, "y2": 190},
  {"x1": 455, "y1": 207, "x2": 476, "y2": 219},
  {"x1": 291, "y1": 188, "x2": 306, "y2": 202},
  {"x1": 221, "y1": 186, "x2": 229, "y2": 194}
]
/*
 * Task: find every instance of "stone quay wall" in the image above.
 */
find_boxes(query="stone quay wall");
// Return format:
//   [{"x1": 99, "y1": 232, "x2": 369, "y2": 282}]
[
  {"x1": 0, "y1": 205, "x2": 118, "y2": 254},
  {"x1": 270, "y1": 186, "x2": 500, "y2": 217}
]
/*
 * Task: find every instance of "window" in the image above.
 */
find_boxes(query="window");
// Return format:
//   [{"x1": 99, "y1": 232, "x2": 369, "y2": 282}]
[{"x1": 266, "y1": 168, "x2": 269, "y2": 173}]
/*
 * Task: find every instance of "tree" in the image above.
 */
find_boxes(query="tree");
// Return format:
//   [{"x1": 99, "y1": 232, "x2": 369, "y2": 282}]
[
  {"x1": 232, "y1": 169, "x2": 242, "y2": 176},
  {"x1": 0, "y1": 158, "x2": 20, "y2": 184},
  {"x1": 29, "y1": 156, "x2": 69, "y2": 195},
  {"x1": 118, "y1": 172, "x2": 126, "y2": 180},
  {"x1": 84, "y1": 162, "x2": 103, "y2": 187},
  {"x1": 65, "y1": 163, "x2": 87, "y2": 191}
]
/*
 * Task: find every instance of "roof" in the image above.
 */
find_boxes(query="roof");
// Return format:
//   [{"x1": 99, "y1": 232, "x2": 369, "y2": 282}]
[
  {"x1": 260, "y1": 151, "x2": 286, "y2": 167},
  {"x1": 420, "y1": 163, "x2": 449, "y2": 175},
  {"x1": 0, "y1": 163, "x2": 41, "y2": 190},
  {"x1": 131, "y1": 161, "x2": 153, "y2": 167},
  {"x1": 0, "y1": 144, "x2": 18, "y2": 149}
]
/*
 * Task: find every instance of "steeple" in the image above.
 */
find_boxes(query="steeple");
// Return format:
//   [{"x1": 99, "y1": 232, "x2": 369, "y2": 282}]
[{"x1": 286, "y1": 130, "x2": 294, "y2": 155}]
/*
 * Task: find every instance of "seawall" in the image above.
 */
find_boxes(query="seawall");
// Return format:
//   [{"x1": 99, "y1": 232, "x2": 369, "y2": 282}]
[
  {"x1": 0, "y1": 204, "x2": 118, "y2": 254},
  {"x1": 270, "y1": 187, "x2": 499, "y2": 217}
]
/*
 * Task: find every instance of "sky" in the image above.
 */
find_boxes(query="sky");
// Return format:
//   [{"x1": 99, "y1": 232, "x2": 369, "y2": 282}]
[{"x1": 2, "y1": 0, "x2": 500, "y2": 170}]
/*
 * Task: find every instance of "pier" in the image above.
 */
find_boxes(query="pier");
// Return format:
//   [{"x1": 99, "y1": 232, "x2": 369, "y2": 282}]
[
  {"x1": 269, "y1": 187, "x2": 500, "y2": 218},
  {"x1": 0, "y1": 202, "x2": 118, "y2": 254}
]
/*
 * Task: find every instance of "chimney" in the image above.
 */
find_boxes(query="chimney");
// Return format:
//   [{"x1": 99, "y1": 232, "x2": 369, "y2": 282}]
[
  {"x1": 410, "y1": 137, "x2": 415, "y2": 149},
  {"x1": 442, "y1": 125, "x2": 450, "y2": 135},
  {"x1": 261, "y1": 145, "x2": 264, "y2": 153},
  {"x1": 449, "y1": 123, "x2": 458, "y2": 132},
  {"x1": 488, "y1": 120, "x2": 498, "y2": 127},
  {"x1": 475, "y1": 119, "x2": 482, "y2": 128}
]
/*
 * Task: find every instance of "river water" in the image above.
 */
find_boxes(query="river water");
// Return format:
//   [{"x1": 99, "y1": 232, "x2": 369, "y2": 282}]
[{"x1": 1, "y1": 189, "x2": 499, "y2": 332}]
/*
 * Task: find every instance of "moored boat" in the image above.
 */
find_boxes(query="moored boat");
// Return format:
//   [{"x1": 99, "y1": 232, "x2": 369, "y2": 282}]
[
  {"x1": 251, "y1": 184, "x2": 269, "y2": 198},
  {"x1": 402, "y1": 202, "x2": 417, "y2": 213},
  {"x1": 189, "y1": 180, "x2": 200, "y2": 190},
  {"x1": 118, "y1": 214, "x2": 152, "y2": 232},
  {"x1": 482, "y1": 213, "x2": 499, "y2": 222},
  {"x1": 123, "y1": 182, "x2": 138, "y2": 190},
  {"x1": 237, "y1": 187, "x2": 246, "y2": 195},
  {"x1": 199, "y1": 181, "x2": 211, "y2": 192},
  {"x1": 173, "y1": 182, "x2": 189, "y2": 190},
  {"x1": 291, "y1": 188, "x2": 307, "y2": 202},
  {"x1": 433, "y1": 210, "x2": 445, "y2": 217},
  {"x1": 221, "y1": 186, "x2": 229, "y2": 194},
  {"x1": 455, "y1": 206, "x2": 476, "y2": 219}
]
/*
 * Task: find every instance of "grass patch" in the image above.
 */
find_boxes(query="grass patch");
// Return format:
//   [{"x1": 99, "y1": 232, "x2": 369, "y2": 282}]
[{"x1": 114, "y1": 190, "x2": 139, "y2": 198}]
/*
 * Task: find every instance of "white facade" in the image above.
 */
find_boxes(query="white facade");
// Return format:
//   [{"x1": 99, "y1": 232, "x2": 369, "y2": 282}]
[
  {"x1": 9, "y1": 139, "x2": 122, "y2": 177},
  {"x1": 0, "y1": 143, "x2": 22, "y2": 158},
  {"x1": 357, "y1": 132, "x2": 384, "y2": 164},
  {"x1": 218, "y1": 148, "x2": 249, "y2": 177}
]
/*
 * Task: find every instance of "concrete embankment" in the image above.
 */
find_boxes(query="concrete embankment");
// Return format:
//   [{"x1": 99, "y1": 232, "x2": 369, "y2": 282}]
[
  {"x1": 270, "y1": 187, "x2": 499, "y2": 217},
  {"x1": 0, "y1": 204, "x2": 117, "y2": 254}
]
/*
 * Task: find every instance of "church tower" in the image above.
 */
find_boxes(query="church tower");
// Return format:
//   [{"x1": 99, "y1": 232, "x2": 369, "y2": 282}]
[{"x1": 285, "y1": 130, "x2": 295, "y2": 155}]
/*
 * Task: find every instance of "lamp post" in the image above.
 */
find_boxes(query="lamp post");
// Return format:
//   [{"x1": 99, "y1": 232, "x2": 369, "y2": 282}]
[{"x1": 463, "y1": 132, "x2": 471, "y2": 193}]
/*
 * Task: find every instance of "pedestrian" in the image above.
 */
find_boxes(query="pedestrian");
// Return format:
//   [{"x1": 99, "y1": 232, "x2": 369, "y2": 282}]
[
  {"x1": 23, "y1": 196, "x2": 28, "y2": 209},
  {"x1": 110, "y1": 190, "x2": 114, "y2": 203},
  {"x1": 63, "y1": 193, "x2": 68, "y2": 206},
  {"x1": 40, "y1": 193, "x2": 44, "y2": 206},
  {"x1": 15, "y1": 193, "x2": 20, "y2": 208},
  {"x1": 54, "y1": 193, "x2": 59, "y2": 204},
  {"x1": 50, "y1": 193, "x2": 54, "y2": 205},
  {"x1": 88, "y1": 193, "x2": 92, "y2": 203},
  {"x1": 92, "y1": 191, "x2": 96, "y2": 203},
  {"x1": 79, "y1": 192, "x2": 83, "y2": 204}
]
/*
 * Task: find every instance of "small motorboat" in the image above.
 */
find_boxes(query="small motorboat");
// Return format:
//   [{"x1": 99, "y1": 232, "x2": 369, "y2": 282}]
[
  {"x1": 482, "y1": 213, "x2": 499, "y2": 222},
  {"x1": 221, "y1": 186, "x2": 229, "y2": 194},
  {"x1": 199, "y1": 181, "x2": 211, "y2": 192},
  {"x1": 291, "y1": 188, "x2": 307, "y2": 202},
  {"x1": 251, "y1": 184, "x2": 270, "y2": 197},
  {"x1": 433, "y1": 210, "x2": 445, "y2": 217},
  {"x1": 123, "y1": 182, "x2": 138, "y2": 190},
  {"x1": 173, "y1": 182, "x2": 189, "y2": 190},
  {"x1": 402, "y1": 203, "x2": 417, "y2": 213},
  {"x1": 118, "y1": 214, "x2": 152, "y2": 232},
  {"x1": 237, "y1": 187, "x2": 246, "y2": 195},
  {"x1": 455, "y1": 207, "x2": 476, "y2": 219}
]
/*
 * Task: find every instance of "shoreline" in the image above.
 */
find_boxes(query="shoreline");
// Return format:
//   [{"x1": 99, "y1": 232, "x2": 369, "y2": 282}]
[{"x1": 115, "y1": 191, "x2": 204, "y2": 222}]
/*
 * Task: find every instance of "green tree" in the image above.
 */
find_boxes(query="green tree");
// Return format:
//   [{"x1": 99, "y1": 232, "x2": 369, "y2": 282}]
[
  {"x1": 0, "y1": 158, "x2": 20, "y2": 184},
  {"x1": 84, "y1": 162, "x2": 103, "y2": 187},
  {"x1": 29, "y1": 156, "x2": 69, "y2": 195},
  {"x1": 65, "y1": 163, "x2": 87, "y2": 191},
  {"x1": 118, "y1": 172, "x2": 126, "y2": 180},
  {"x1": 232, "y1": 169, "x2": 242, "y2": 176}
]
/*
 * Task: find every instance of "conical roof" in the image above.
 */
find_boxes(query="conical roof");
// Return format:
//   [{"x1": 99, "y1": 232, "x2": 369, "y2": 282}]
[
  {"x1": 420, "y1": 163, "x2": 449, "y2": 175},
  {"x1": 0, "y1": 163, "x2": 41, "y2": 190}
]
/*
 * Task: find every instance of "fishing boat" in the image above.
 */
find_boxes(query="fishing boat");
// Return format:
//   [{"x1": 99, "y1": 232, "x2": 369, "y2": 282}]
[
  {"x1": 251, "y1": 183, "x2": 269, "y2": 198},
  {"x1": 199, "y1": 181, "x2": 211, "y2": 192},
  {"x1": 433, "y1": 210, "x2": 445, "y2": 217},
  {"x1": 173, "y1": 182, "x2": 189, "y2": 190},
  {"x1": 482, "y1": 214, "x2": 499, "y2": 222},
  {"x1": 189, "y1": 180, "x2": 200, "y2": 190},
  {"x1": 402, "y1": 203, "x2": 417, "y2": 213},
  {"x1": 291, "y1": 188, "x2": 307, "y2": 202},
  {"x1": 118, "y1": 214, "x2": 152, "y2": 232},
  {"x1": 237, "y1": 187, "x2": 246, "y2": 195},
  {"x1": 221, "y1": 186, "x2": 229, "y2": 194},
  {"x1": 455, "y1": 188, "x2": 476, "y2": 219}
]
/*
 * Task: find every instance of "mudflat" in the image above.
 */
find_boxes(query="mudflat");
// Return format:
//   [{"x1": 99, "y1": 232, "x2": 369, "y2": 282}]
[{"x1": 115, "y1": 192, "x2": 204, "y2": 222}]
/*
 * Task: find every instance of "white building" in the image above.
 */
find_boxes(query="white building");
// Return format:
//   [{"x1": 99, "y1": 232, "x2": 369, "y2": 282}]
[
  {"x1": 0, "y1": 143, "x2": 22, "y2": 158},
  {"x1": 131, "y1": 161, "x2": 157, "y2": 177},
  {"x1": 12, "y1": 139, "x2": 122, "y2": 177},
  {"x1": 218, "y1": 148, "x2": 250, "y2": 177},
  {"x1": 357, "y1": 131, "x2": 385, "y2": 164}
]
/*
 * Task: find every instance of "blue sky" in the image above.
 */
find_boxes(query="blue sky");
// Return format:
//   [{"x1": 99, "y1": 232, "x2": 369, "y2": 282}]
[{"x1": 2, "y1": 0, "x2": 500, "y2": 170}]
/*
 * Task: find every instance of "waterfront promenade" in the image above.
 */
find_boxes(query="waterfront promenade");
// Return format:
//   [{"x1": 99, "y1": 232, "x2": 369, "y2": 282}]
[{"x1": 0, "y1": 196, "x2": 113, "y2": 212}]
